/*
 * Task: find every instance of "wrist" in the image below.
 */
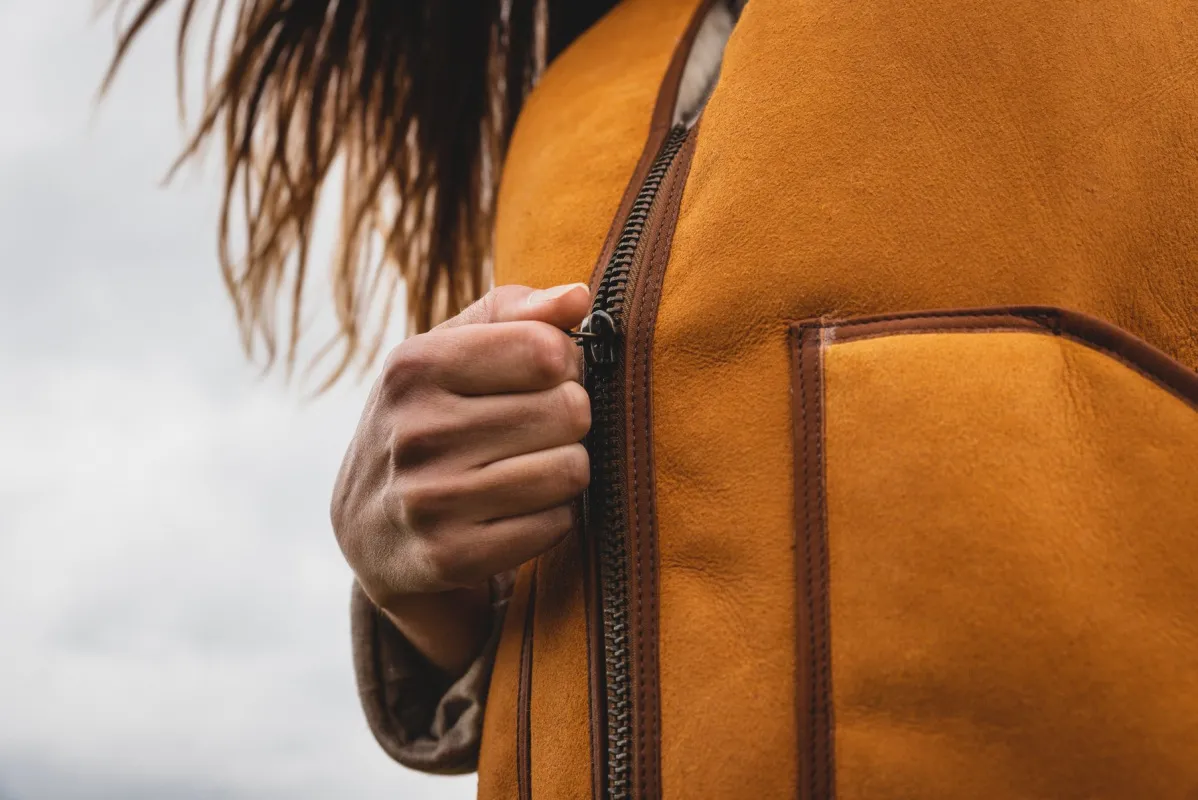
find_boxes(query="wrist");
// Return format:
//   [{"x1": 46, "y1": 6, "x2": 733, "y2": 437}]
[{"x1": 381, "y1": 583, "x2": 494, "y2": 678}]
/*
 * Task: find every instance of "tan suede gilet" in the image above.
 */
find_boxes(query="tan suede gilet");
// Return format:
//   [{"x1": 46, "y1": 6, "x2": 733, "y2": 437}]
[{"x1": 478, "y1": 1, "x2": 1198, "y2": 798}]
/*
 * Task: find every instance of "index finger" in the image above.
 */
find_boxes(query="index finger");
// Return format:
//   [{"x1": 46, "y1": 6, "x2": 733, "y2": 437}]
[{"x1": 421, "y1": 320, "x2": 582, "y2": 396}]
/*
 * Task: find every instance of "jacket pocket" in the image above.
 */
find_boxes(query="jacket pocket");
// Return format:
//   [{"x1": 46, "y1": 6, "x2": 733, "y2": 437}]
[{"x1": 790, "y1": 306, "x2": 1198, "y2": 800}]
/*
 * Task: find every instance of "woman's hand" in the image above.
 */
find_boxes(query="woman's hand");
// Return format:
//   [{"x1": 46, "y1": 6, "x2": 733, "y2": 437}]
[{"x1": 331, "y1": 283, "x2": 592, "y2": 673}]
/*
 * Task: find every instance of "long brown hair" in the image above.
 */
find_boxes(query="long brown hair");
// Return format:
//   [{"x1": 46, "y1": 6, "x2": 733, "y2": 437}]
[{"x1": 101, "y1": 0, "x2": 617, "y2": 388}]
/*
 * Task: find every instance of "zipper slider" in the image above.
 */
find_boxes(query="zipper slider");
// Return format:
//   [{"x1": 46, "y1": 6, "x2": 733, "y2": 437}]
[{"x1": 572, "y1": 310, "x2": 617, "y2": 366}]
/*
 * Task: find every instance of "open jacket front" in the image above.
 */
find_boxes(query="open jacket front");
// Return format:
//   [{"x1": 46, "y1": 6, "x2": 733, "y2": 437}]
[{"x1": 352, "y1": 0, "x2": 1198, "y2": 798}]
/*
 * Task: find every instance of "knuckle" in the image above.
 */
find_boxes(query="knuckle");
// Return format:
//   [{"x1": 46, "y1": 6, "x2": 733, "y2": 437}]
[
  {"x1": 415, "y1": 537, "x2": 451, "y2": 583},
  {"x1": 542, "y1": 505, "x2": 576, "y2": 540},
  {"x1": 390, "y1": 419, "x2": 442, "y2": 468},
  {"x1": 380, "y1": 339, "x2": 432, "y2": 396},
  {"x1": 560, "y1": 444, "x2": 591, "y2": 494},
  {"x1": 558, "y1": 381, "x2": 592, "y2": 437},
  {"x1": 395, "y1": 478, "x2": 453, "y2": 533},
  {"x1": 525, "y1": 325, "x2": 571, "y2": 383},
  {"x1": 414, "y1": 535, "x2": 470, "y2": 588}
]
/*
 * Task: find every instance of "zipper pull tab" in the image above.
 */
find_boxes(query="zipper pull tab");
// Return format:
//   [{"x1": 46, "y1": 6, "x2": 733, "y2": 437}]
[{"x1": 571, "y1": 310, "x2": 616, "y2": 366}]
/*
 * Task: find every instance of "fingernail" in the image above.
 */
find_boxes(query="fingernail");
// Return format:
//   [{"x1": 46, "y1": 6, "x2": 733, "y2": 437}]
[{"x1": 527, "y1": 283, "x2": 589, "y2": 306}]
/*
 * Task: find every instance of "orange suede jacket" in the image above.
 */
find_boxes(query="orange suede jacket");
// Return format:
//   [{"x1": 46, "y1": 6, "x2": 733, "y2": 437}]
[{"x1": 353, "y1": 1, "x2": 1198, "y2": 798}]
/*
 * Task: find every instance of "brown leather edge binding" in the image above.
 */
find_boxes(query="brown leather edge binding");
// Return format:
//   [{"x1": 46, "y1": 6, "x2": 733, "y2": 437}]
[
  {"x1": 582, "y1": 503, "x2": 606, "y2": 800},
  {"x1": 789, "y1": 322, "x2": 835, "y2": 800},
  {"x1": 827, "y1": 306, "x2": 1198, "y2": 409},
  {"x1": 585, "y1": 0, "x2": 719, "y2": 296},
  {"x1": 517, "y1": 562, "x2": 538, "y2": 800},
  {"x1": 577, "y1": 489, "x2": 605, "y2": 800},
  {"x1": 581, "y1": 3, "x2": 718, "y2": 798},
  {"x1": 622, "y1": 126, "x2": 701, "y2": 800}
]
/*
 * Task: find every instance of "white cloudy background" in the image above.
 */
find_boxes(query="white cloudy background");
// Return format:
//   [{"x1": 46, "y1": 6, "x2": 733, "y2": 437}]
[{"x1": 0, "y1": 1, "x2": 474, "y2": 798}]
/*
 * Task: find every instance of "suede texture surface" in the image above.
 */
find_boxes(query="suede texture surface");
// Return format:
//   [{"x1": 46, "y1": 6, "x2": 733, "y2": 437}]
[
  {"x1": 492, "y1": 0, "x2": 701, "y2": 292},
  {"x1": 651, "y1": 0, "x2": 1198, "y2": 796},
  {"x1": 824, "y1": 331, "x2": 1198, "y2": 798},
  {"x1": 529, "y1": 534, "x2": 593, "y2": 799},
  {"x1": 476, "y1": 564, "x2": 533, "y2": 799}
]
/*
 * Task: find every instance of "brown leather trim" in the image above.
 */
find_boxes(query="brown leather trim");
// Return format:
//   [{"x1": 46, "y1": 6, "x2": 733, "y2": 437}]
[
  {"x1": 517, "y1": 563, "x2": 538, "y2": 800},
  {"x1": 789, "y1": 323, "x2": 835, "y2": 800},
  {"x1": 585, "y1": 0, "x2": 719, "y2": 297},
  {"x1": 826, "y1": 306, "x2": 1198, "y2": 409},
  {"x1": 621, "y1": 126, "x2": 701, "y2": 800},
  {"x1": 580, "y1": 497, "x2": 607, "y2": 800}
]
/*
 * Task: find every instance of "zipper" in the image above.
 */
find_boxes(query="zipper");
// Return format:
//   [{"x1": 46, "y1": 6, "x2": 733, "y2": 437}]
[
  {"x1": 572, "y1": 125, "x2": 691, "y2": 364},
  {"x1": 574, "y1": 122, "x2": 691, "y2": 800}
]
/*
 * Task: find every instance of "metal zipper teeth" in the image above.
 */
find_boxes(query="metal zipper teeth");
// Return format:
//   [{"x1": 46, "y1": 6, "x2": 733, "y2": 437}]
[
  {"x1": 585, "y1": 122, "x2": 689, "y2": 800},
  {"x1": 587, "y1": 362, "x2": 632, "y2": 799},
  {"x1": 592, "y1": 125, "x2": 691, "y2": 326}
]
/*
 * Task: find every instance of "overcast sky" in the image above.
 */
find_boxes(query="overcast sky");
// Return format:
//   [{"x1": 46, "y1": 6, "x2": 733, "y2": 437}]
[{"x1": 0, "y1": 2, "x2": 474, "y2": 797}]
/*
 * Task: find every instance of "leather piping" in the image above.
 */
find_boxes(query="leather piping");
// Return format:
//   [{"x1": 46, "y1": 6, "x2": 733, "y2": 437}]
[
  {"x1": 825, "y1": 306, "x2": 1198, "y2": 409},
  {"x1": 789, "y1": 323, "x2": 835, "y2": 800},
  {"x1": 581, "y1": 3, "x2": 718, "y2": 798},
  {"x1": 582, "y1": 503, "x2": 606, "y2": 800},
  {"x1": 622, "y1": 126, "x2": 702, "y2": 800},
  {"x1": 517, "y1": 563, "x2": 538, "y2": 800}
]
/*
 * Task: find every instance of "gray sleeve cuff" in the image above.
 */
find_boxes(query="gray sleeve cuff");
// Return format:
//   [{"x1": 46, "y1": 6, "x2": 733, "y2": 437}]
[{"x1": 350, "y1": 573, "x2": 514, "y2": 775}]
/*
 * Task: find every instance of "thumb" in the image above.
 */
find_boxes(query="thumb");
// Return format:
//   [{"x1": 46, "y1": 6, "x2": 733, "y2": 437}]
[{"x1": 439, "y1": 283, "x2": 592, "y2": 330}]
